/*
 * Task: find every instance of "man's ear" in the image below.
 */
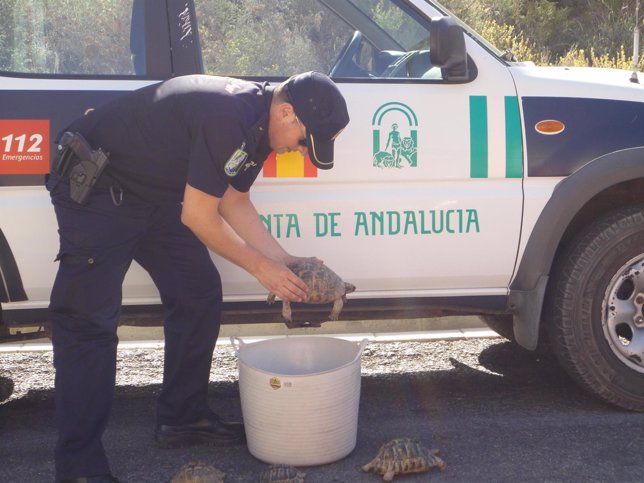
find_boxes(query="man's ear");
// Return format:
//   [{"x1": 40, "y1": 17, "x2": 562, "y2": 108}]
[
  {"x1": 269, "y1": 100, "x2": 296, "y2": 127},
  {"x1": 277, "y1": 102, "x2": 296, "y2": 122}
]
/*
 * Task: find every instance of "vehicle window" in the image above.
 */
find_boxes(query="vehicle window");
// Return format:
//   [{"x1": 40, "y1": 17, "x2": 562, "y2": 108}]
[
  {"x1": 194, "y1": 0, "x2": 351, "y2": 77},
  {"x1": 194, "y1": 0, "x2": 438, "y2": 80},
  {"x1": 352, "y1": 0, "x2": 430, "y2": 51},
  {"x1": 0, "y1": 0, "x2": 141, "y2": 76}
]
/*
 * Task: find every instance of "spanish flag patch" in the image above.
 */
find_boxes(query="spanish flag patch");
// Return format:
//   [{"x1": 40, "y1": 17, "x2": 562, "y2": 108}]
[{"x1": 262, "y1": 151, "x2": 317, "y2": 178}]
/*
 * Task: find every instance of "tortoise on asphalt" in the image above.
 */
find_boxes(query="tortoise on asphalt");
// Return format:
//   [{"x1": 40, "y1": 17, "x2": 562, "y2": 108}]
[
  {"x1": 259, "y1": 464, "x2": 306, "y2": 483},
  {"x1": 362, "y1": 437, "x2": 446, "y2": 481},
  {"x1": 170, "y1": 460, "x2": 226, "y2": 483},
  {"x1": 267, "y1": 259, "x2": 355, "y2": 323}
]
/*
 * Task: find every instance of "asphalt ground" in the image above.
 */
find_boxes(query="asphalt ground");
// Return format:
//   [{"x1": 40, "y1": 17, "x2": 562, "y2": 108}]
[{"x1": 3, "y1": 317, "x2": 644, "y2": 482}]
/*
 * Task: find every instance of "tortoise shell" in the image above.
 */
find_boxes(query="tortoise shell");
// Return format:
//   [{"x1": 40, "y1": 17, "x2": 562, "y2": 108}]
[
  {"x1": 170, "y1": 461, "x2": 226, "y2": 483},
  {"x1": 259, "y1": 464, "x2": 306, "y2": 483},
  {"x1": 362, "y1": 437, "x2": 446, "y2": 482},
  {"x1": 267, "y1": 259, "x2": 356, "y2": 323},
  {"x1": 286, "y1": 259, "x2": 351, "y2": 303}
]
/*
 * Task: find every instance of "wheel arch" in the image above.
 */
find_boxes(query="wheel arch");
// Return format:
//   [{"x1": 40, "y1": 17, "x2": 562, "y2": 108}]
[{"x1": 509, "y1": 146, "x2": 644, "y2": 350}]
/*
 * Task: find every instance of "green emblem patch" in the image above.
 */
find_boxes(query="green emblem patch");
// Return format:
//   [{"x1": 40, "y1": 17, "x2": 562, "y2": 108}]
[{"x1": 224, "y1": 145, "x2": 248, "y2": 177}]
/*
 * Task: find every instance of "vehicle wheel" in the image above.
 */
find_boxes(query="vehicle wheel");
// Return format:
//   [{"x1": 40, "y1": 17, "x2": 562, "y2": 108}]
[
  {"x1": 545, "y1": 204, "x2": 644, "y2": 411},
  {"x1": 0, "y1": 227, "x2": 27, "y2": 302},
  {"x1": 480, "y1": 314, "x2": 515, "y2": 341}
]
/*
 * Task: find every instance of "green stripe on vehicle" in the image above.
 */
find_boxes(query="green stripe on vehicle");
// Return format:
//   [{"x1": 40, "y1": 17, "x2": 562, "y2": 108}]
[
  {"x1": 469, "y1": 96, "x2": 488, "y2": 178},
  {"x1": 505, "y1": 96, "x2": 523, "y2": 178}
]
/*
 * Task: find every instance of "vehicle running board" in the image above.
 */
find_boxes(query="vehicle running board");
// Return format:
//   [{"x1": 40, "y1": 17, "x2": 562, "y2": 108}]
[{"x1": 0, "y1": 327, "x2": 50, "y2": 343}]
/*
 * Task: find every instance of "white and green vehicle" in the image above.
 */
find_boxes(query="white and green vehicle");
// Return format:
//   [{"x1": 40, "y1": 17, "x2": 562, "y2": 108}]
[{"x1": 2, "y1": 0, "x2": 644, "y2": 411}]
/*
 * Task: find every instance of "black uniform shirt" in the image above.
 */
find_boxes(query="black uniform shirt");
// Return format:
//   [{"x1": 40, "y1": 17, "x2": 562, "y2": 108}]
[{"x1": 65, "y1": 75, "x2": 273, "y2": 204}]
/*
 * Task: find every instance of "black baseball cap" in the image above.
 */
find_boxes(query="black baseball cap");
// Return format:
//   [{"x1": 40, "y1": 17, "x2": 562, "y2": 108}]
[{"x1": 283, "y1": 71, "x2": 349, "y2": 169}]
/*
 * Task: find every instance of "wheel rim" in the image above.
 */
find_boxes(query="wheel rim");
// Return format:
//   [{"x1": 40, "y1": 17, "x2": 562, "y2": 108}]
[{"x1": 603, "y1": 255, "x2": 644, "y2": 373}]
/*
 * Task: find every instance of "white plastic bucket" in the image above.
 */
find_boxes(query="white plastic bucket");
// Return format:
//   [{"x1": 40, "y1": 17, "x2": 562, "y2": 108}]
[{"x1": 231, "y1": 336, "x2": 368, "y2": 466}]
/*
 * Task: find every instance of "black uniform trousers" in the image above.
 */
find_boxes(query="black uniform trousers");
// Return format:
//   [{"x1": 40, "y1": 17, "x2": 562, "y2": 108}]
[{"x1": 47, "y1": 176, "x2": 222, "y2": 481}]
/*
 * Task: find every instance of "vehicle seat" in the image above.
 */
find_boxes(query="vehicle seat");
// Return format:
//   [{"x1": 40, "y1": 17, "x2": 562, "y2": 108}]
[
  {"x1": 407, "y1": 50, "x2": 432, "y2": 78},
  {"x1": 374, "y1": 50, "x2": 405, "y2": 76}
]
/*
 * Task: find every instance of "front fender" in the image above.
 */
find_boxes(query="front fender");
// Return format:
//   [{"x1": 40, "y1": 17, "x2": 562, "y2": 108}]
[{"x1": 509, "y1": 146, "x2": 644, "y2": 349}]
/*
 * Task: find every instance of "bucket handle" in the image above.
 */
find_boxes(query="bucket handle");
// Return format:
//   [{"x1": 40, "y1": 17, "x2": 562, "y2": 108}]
[
  {"x1": 230, "y1": 336, "x2": 246, "y2": 355},
  {"x1": 352, "y1": 338, "x2": 369, "y2": 363},
  {"x1": 230, "y1": 336, "x2": 367, "y2": 359}
]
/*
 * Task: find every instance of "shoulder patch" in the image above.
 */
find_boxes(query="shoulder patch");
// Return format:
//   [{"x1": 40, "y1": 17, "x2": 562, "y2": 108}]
[{"x1": 224, "y1": 145, "x2": 248, "y2": 177}]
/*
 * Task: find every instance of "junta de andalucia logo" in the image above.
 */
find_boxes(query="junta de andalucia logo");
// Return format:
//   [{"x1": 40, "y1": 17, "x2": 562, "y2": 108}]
[{"x1": 372, "y1": 102, "x2": 417, "y2": 169}]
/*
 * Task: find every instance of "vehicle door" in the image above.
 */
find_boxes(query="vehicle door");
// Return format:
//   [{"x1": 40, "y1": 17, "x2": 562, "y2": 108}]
[
  {"x1": 193, "y1": 0, "x2": 524, "y2": 300},
  {"x1": 0, "y1": 0, "x2": 199, "y2": 309}
]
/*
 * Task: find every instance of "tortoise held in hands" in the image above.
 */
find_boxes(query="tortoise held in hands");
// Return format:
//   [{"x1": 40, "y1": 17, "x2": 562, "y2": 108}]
[
  {"x1": 170, "y1": 461, "x2": 226, "y2": 483},
  {"x1": 259, "y1": 464, "x2": 306, "y2": 483},
  {"x1": 362, "y1": 437, "x2": 446, "y2": 481},
  {"x1": 267, "y1": 259, "x2": 356, "y2": 323}
]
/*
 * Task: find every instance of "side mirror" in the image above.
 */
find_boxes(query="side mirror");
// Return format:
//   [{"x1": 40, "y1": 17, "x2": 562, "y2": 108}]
[{"x1": 429, "y1": 16, "x2": 469, "y2": 81}]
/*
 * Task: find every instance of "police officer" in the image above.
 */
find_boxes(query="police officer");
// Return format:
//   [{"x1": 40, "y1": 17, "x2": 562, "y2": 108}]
[{"x1": 47, "y1": 72, "x2": 349, "y2": 483}]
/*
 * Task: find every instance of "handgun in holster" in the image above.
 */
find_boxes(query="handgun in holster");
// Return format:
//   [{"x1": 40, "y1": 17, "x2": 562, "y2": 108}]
[{"x1": 52, "y1": 131, "x2": 109, "y2": 204}]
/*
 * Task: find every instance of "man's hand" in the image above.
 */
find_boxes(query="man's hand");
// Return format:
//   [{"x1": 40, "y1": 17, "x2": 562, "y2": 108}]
[{"x1": 255, "y1": 257, "x2": 309, "y2": 302}]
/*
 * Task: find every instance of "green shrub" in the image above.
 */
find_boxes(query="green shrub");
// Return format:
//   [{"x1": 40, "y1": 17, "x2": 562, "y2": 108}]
[{"x1": 442, "y1": 0, "x2": 641, "y2": 69}]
